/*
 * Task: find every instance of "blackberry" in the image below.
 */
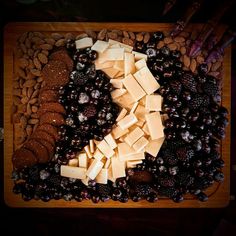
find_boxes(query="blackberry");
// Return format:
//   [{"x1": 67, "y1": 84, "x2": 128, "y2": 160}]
[
  {"x1": 47, "y1": 174, "x2": 61, "y2": 187},
  {"x1": 97, "y1": 184, "x2": 111, "y2": 198},
  {"x1": 181, "y1": 72, "x2": 197, "y2": 92},
  {"x1": 134, "y1": 184, "x2": 153, "y2": 197},
  {"x1": 176, "y1": 146, "x2": 194, "y2": 162},
  {"x1": 71, "y1": 71, "x2": 88, "y2": 86},
  {"x1": 177, "y1": 172, "x2": 194, "y2": 187},
  {"x1": 188, "y1": 94, "x2": 203, "y2": 109},
  {"x1": 169, "y1": 79, "x2": 182, "y2": 95},
  {"x1": 158, "y1": 187, "x2": 178, "y2": 198},
  {"x1": 162, "y1": 149, "x2": 178, "y2": 165},
  {"x1": 129, "y1": 170, "x2": 153, "y2": 184},
  {"x1": 201, "y1": 94, "x2": 210, "y2": 107},
  {"x1": 202, "y1": 81, "x2": 219, "y2": 98},
  {"x1": 158, "y1": 174, "x2": 175, "y2": 187},
  {"x1": 83, "y1": 105, "x2": 97, "y2": 118},
  {"x1": 28, "y1": 165, "x2": 40, "y2": 183}
]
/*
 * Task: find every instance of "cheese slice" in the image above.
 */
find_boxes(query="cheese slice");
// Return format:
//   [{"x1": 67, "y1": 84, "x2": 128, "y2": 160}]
[
  {"x1": 124, "y1": 52, "x2": 135, "y2": 76},
  {"x1": 89, "y1": 140, "x2": 95, "y2": 153},
  {"x1": 93, "y1": 149, "x2": 104, "y2": 161},
  {"x1": 134, "y1": 105, "x2": 149, "y2": 121},
  {"x1": 108, "y1": 39, "x2": 133, "y2": 52},
  {"x1": 95, "y1": 60, "x2": 114, "y2": 70},
  {"x1": 112, "y1": 125, "x2": 129, "y2": 139},
  {"x1": 124, "y1": 127, "x2": 144, "y2": 146},
  {"x1": 130, "y1": 102, "x2": 139, "y2": 113},
  {"x1": 103, "y1": 48, "x2": 125, "y2": 61},
  {"x1": 91, "y1": 40, "x2": 109, "y2": 53},
  {"x1": 75, "y1": 37, "x2": 93, "y2": 49},
  {"x1": 104, "y1": 133, "x2": 117, "y2": 149},
  {"x1": 97, "y1": 140, "x2": 115, "y2": 158},
  {"x1": 113, "y1": 92, "x2": 135, "y2": 109},
  {"x1": 116, "y1": 108, "x2": 128, "y2": 122},
  {"x1": 118, "y1": 142, "x2": 136, "y2": 158},
  {"x1": 119, "y1": 152, "x2": 145, "y2": 161},
  {"x1": 142, "y1": 122, "x2": 150, "y2": 135},
  {"x1": 95, "y1": 168, "x2": 108, "y2": 184},
  {"x1": 132, "y1": 51, "x2": 148, "y2": 61},
  {"x1": 123, "y1": 74, "x2": 146, "y2": 102},
  {"x1": 110, "y1": 79, "x2": 123, "y2": 89},
  {"x1": 114, "y1": 60, "x2": 124, "y2": 71},
  {"x1": 86, "y1": 159, "x2": 104, "y2": 180},
  {"x1": 111, "y1": 157, "x2": 126, "y2": 178},
  {"x1": 61, "y1": 165, "x2": 86, "y2": 179},
  {"x1": 111, "y1": 89, "x2": 127, "y2": 99},
  {"x1": 135, "y1": 58, "x2": 147, "y2": 70},
  {"x1": 102, "y1": 68, "x2": 120, "y2": 78},
  {"x1": 145, "y1": 94, "x2": 163, "y2": 111},
  {"x1": 145, "y1": 112, "x2": 164, "y2": 140},
  {"x1": 78, "y1": 152, "x2": 88, "y2": 168},
  {"x1": 132, "y1": 136, "x2": 149, "y2": 152},
  {"x1": 134, "y1": 67, "x2": 160, "y2": 94},
  {"x1": 117, "y1": 113, "x2": 138, "y2": 130},
  {"x1": 145, "y1": 137, "x2": 165, "y2": 157},
  {"x1": 84, "y1": 145, "x2": 92, "y2": 159}
]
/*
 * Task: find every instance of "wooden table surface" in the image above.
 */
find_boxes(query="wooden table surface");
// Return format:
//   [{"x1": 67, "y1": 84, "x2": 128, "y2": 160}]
[{"x1": 3, "y1": 22, "x2": 231, "y2": 208}]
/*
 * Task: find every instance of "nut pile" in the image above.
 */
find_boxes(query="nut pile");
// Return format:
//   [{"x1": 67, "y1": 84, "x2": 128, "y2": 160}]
[{"x1": 11, "y1": 29, "x2": 227, "y2": 203}]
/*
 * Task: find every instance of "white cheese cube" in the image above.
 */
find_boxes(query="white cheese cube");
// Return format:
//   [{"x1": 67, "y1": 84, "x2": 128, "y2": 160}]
[
  {"x1": 118, "y1": 142, "x2": 136, "y2": 158},
  {"x1": 111, "y1": 157, "x2": 126, "y2": 178},
  {"x1": 124, "y1": 127, "x2": 144, "y2": 146},
  {"x1": 132, "y1": 136, "x2": 149, "y2": 153},
  {"x1": 86, "y1": 159, "x2": 104, "y2": 180},
  {"x1": 135, "y1": 58, "x2": 147, "y2": 70},
  {"x1": 89, "y1": 140, "x2": 95, "y2": 153},
  {"x1": 124, "y1": 52, "x2": 135, "y2": 76},
  {"x1": 69, "y1": 158, "x2": 79, "y2": 167},
  {"x1": 84, "y1": 145, "x2": 92, "y2": 159},
  {"x1": 104, "y1": 133, "x2": 117, "y2": 149},
  {"x1": 134, "y1": 105, "x2": 149, "y2": 121},
  {"x1": 60, "y1": 165, "x2": 86, "y2": 179},
  {"x1": 112, "y1": 125, "x2": 129, "y2": 139},
  {"x1": 130, "y1": 102, "x2": 139, "y2": 113},
  {"x1": 97, "y1": 140, "x2": 115, "y2": 158},
  {"x1": 102, "y1": 67, "x2": 120, "y2": 78},
  {"x1": 111, "y1": 88, "x2": 127, "y2": 99},
  {"x1": 136, "y1": 119, "x2": 145, "y2": 127},
  {"x1": 123, "y1": 74, "x2": 146, "y2": 102},
  {"x1": 95, "y1": 60, "x2": 114, "y2": 70},
  {"x1": 145, "y1": 112, "x2": 164, "y2": 140},
  {"x1": 110, "y1": 79, "x2": 123, "y2": 89},
  {"x1": 108, "y1": 39, "x2": 133, "y2": 52},
  {"x1": 132, "y1": 51, "x2": 147, "y2": 61},
  {"x1": 142, "y1": 122, "x2": 150, "y2": 135},
  {"x1": 75, "y1": 37, "x2": 93, "y2": 49},
  {"x1": 93, "y1": 149, "x2": 104, "y2": 161},
  {"x1": 117, "y1": 113, "x2": 138, "y2": 130},
  {"x1": 95, "y1": 168, "x2": 108, "y2": 184},
  {"x1": 78, "y1": 152, "x2": 88, "y2": 168},
  {"x1": 114, "y1": 92, "x2": 135, "y2": 109},
  {"x1": 145, "y1": 94, "x2": 163, "y2": 111},
  {"x1": 120, "y1": 152, "x2": 145, "y2": 161},
  {"x1": 104, "y1": 48, "x2": 125, "y2": 61},
  {"x1": 108, "y1": 165, "x2": 116, "y2": 182},
  {"x1": 114, "y1": 60, "x2": 124, "y2": 71},
  {"x1": 116, "y1": 108, "x2": 128, "y2": 122},
  {"x1": 145, "y1": 137, "x2": 165, "y2": 157},
  {"x1": 133, "y1": 67, "x2": 160, "y2": 94},
  {"x1": 91, "y1": 40, "x2": 109, "y2": 53}
]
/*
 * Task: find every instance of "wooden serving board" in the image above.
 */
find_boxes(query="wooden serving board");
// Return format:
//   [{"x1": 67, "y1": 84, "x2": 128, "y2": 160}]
[{"x1": 4, "y1": 23, "x2": 231, "y2": 208}]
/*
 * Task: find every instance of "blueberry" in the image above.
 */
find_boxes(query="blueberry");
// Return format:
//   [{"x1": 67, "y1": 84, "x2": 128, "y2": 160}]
[
  {"x1": 91, "y1": 90, "x2": 100, "y2": 99},
  {"x1": 78, "y1": 92, "x2": 90, "y2": 104},
  {"x1": 40, "y1": 170, "x2": 50, "y2": 180}
]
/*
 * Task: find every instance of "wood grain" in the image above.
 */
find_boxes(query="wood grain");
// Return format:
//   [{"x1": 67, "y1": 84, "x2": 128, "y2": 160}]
[{"x1": 4, "y1": 23, "x2": 231, "y2": 208}]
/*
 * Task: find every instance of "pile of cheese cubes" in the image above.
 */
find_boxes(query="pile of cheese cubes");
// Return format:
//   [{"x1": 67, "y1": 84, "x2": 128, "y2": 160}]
[{"x1": 60, "y1": 37, "x2": 166, "y2": 185}]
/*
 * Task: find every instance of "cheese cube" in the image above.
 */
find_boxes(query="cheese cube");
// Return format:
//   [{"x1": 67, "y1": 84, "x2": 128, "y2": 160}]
[
  {"x1": 123, "y1": 74, "x2": 146, "y2": 102},
  {"x1": 132, "y1": 51, "x2": 147, "y2": 61},
  {"x1": 114, "y1": 92, "x2": 135, "y2": 108},
  {"x1": 139, "y1": 96, "x2": 146, "y2": 106},
  {"x1": 142, "y1": 122, "x2": 150, "y2": 135},
  {"x1": 78, "y1": 152, "x2": 88, "y2": 168},
  {"x1": 124, "y1": 53, "x2": 135, "y2": 76},
  {"x1": 93, "y1": 149, "x2": 104, "y2": 161},
  {"x1": 111, "y1": 157, "x2": 126, "y2": 178},
  {"x1": 133, "y1": 67, "x2": 160, "y2": 94},
  {"x1": 110, "y1": 79, "x2": 123, "y2": 89},
  {"x1": 95, "y1": 60, "x2": 114, "y2": 70},
  {"x1": 114, "y1": 70, "x2": 124, "y2": 78},
  {"x1": 132, "y1": 136, "x2": 149, "y2": 152},
  {"x1": 75, "y1": 37, "x2": 93, "y2": 49},
  {"x1": 111, "y1": 89, "x2": 127, "y2": 99},
  {"x1": 126, "y1": 160, "x2": 143, "y2": 168},
  {"x1": 104, "y1": 133, "x2": 117, "y2": 149},
  {"x1": 104, "y1": 48, "x2": 125, "y2": 61},
  {"x1": 86, "y1": 159, "x2": 104, "y2": 180},
  {"x1": 145, "y1": 95, "x2": 163, "y2": 111},
  {"x1": 69, "y1": 158, "x2": 79, "y2": 167},
  {"x1": 136, "y1": 119, "x2": 145, "y2": 127},
  {"x1": 145, "y1": 112, "x2": 164, "y2": 140},
  {"x1": 102, "y1": 67, "x2": 120, "y2": 78},
  {"x1": 97, "y1": 140, "x2": 115, "y2": 158},
  {"x1": 117, "y1": 113, "x2": 138, "y2": 130},
  {"x1": 108, "y1": 39, "x2": 133, "y2": 52},
  {"x1": 145, "y1": 137, "x2": 165, "y2": 157},
  {"x1": 60, "y1": 165, "x2": 86, "y2": 179},
  {"x1": 112, "y1": 125, "x2": 129, "y2": 139},
  {"x1": 108, "y1": 165, "x2": 116, "y2": 182},
  {"x1": 104, "y1": 158, "x2": 111, "y2": 169},
  {"x1": 114, "y1": 60, "x2": 124, "y2": 71},
  {"x1": 89, "y1": 140, "x2": 95, "y2": 153},
  {"x1": 109, "y1": 43, "x2": 121, "y2": 48},
  {"x1": 130, "y1": 102, "x2": 139, "y2": 113},
  {"x1": 118, "y1": 142, "x2": 136, "y2": 158},
  {"x1": 120, "y1": 152, "x2": 145, "y2": 161},
  {"x1": 95, "y1": 168, "x2": 108, "y2": 184},
  {"x1": 116, "y1": 108, "x2": 128, "y2": 122},
  {"x1": 134, "y1": 105, "x2": 149, "y2": 121},
  {"x1": 135, "y1": 58, "x2": 147, "y2": 70},
  {"x1": 84, "y1": 145, "x2": 92, "y2": 158},
  {"x1": 124, "y1": 127, "x2": 144, "y2": 146},
  {"x1": 91, "y1": 40, "x2": 109, "y2": 53}
]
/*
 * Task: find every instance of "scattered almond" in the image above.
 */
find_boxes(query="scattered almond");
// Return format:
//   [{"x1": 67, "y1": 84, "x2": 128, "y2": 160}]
[
  {"x1": 136, "y1": 33, "x2": 143, "y2": 42},
  {"x1": 190, "y1": 59, "x2": 197, "y2": 73},
  {"x1": 38, "y1": 53, "x2": 48, "y2": 64},
  {"x1": 97, "y1": 29, "x2": 107, "y2": 40},
  {"x1": 23, "y1": 79, "x2": 36, "y2": 88},
  {"x1": 180, "y1": 46, "x2": 187, "y2": 55},
  {"x1": 40, "y1": 44, "x2": 53, "y2": 50},
  {"x1": 28, "y1": 118, "x2": 39, "y2": 125},
  {"x1": 164, "y1": 37, "x2": 173, "y2": 44},
  {"x1": 183, "y1": 55, "x2": 191, "y2": 67},
  {"x1": 174, "y1": 36, "x2": 185, "y2": 43},
  {"x1": 55, "y1": 38, "x2": 66, "y2": 47},
  {"x1": 51, "y1": 33, "x2": 63, "y2": 40},
  {"x1": 168, "y1": 43, "x2": 177, "y2": 50}
]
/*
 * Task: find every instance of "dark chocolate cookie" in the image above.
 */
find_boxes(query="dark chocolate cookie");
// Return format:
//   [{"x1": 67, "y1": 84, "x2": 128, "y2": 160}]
[
  {"x1": 40, "y1": 112, "x2": 65, "y2": 127},
  {"x1": 37, "y1": 124, "x2": 59, "y2": 141},
  {"x1": 37, "y1": 102, "x2": 66, "y2": 117},
  {"x1": 32, "y1": 130, "x2": 55, "y2": 145},
  {"x1": 39, "y1": 89, "x2": 59, "y2": 104}
]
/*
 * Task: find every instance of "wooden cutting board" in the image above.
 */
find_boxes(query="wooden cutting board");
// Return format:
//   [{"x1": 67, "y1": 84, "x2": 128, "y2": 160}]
[{"x1": 4, "y1": 23, "x2": 231, "y2": 208}]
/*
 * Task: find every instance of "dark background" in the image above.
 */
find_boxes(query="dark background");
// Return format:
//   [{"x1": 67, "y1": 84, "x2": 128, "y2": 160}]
[{"x1": 0, "y1": 0, "x2": 236, "y2": 235}]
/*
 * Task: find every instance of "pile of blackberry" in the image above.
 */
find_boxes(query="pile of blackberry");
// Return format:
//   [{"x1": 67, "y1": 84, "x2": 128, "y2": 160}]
[
  {"x1": 12, "y1": 32, "x2": 228, "y2": 203},
  {"x1": 55, "y1": 45, "x2": 120, "y2": 164}
]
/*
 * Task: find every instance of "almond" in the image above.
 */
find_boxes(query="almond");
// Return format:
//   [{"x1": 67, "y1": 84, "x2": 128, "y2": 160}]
[
  {"x1": 76, "y1": 33, "x2": 88, "y2": 40},
  {"x1": 164, "y1": 37, "x2": 173, "y2": 44},
  {"x1": 174, "y1": 36, "x2": 185, "y2": 43},
  {"x1": 40, "y1": 44, "x2": 53, "y2": 50},
  {"x1": 65, "y1": 33, "x2": 75, "y2": 40},
  {"x1": 31, "y1": 36, "x2": 44, "y2": 44},
  {"x1": 38, "y1": 53, "x2": 48, "y2": 64},
  {"x1": 41, "y1": 50, "x2": 49, "y2": 56},
  {"x1": 31, "y1": 89, "x2": 39, "y2": 99},
  {"x1": 18, "y1": 58, "x2": 28, "y2": 68},
  {"x1": 20, "y1": 43, "x2": 27, "y2": 54},
  {"x1": 196, "y1": 55, "x2": 204, "y2": 64},
  {"x1": 31, "y1": 105, "x2": 38, "y2": 113},
  {"x1": 157, "y1": 41, "x2": 165, "y2": 49},
  {"x1": 18, "y1": 32, "x2": 28, "y2": 43},
  {"x1": 18, "y1": 68, "x2": 26, "y2": 78},
  {"x1": 180, "y1": 46, "x2": 187, "y2": 55},
  {"x1": 26, "y1": 125, "x2": 33, "y2": 136},
  {"x1": 168, "y1": 43, "x2": 177, "y2": 50},
  {"x1": 211, "y1": 61, "x2": 222, "y2": 72},
  {"x1": 143, "y1": 32, "x2": 150, "y2": 43},
  {"x1": 23, "y1": 79, "x2": 36, "y2": 88},
  {"x1": 128, "y1": 31, "x2": 136, "y2": 40},
  {"x1": 28, "y1": 118, "x2": 39, "y2": 125},
  {"x1": 123, "y1": 31, "x2": 130, "y2": 38},
  {"x1": 29, "y1": 98, "x2": 38, "y2": 105},
  {"x1": 136, "y1": 33, "x2": 143, "y2": 42},
  {"x1": 30, "y1": 68, "x2": 41, "y2": 77},
  {"x1": 51, "y1": 33, "x2": 63, "y2": 40},
  {"x1": 107, "y1": 32, "x2": 118, "y2": 40},
  {"x1": 183, "y1": 55, "x2": 190, "y2": 68},
  {"x1": 85, "y1": 30, "x2": 97, "y2": 39},
  {"x1": 45, "y1": 38, "x2": 55, "y2": 45},
  {"x1": 21, "y1": 96, "x2": 29, "y2": 104},
  {"x1": 122, "y1": 38, "x2": 134, "y2": 46},
  {"x1": 26, "y1": 103, "x2": 32, "y2": 116},
  {"x1": 25, "y1": 38, "x2": 31, "y2": 49},
  {"x1": 97, "y1": 29, "x2": 107, "y2": 40},
  {"x1": 190, "y1": 59, "x2": 197, "y2": 73},
  {"x1": 55, "y1": 38, "x2": 66, "y2": 47},
  {"x1": 27, "y1": 87, "x2": 34, "y2": 98},
  {"x1": 13, "y1": 96, "x2": 21, "y2": 105},
  {"x1": 13, "y1": 89, "x2": 21, "y2": 96},
  {"x1": 33, "y1": 57, "x2": 42, "y2": 70}
]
